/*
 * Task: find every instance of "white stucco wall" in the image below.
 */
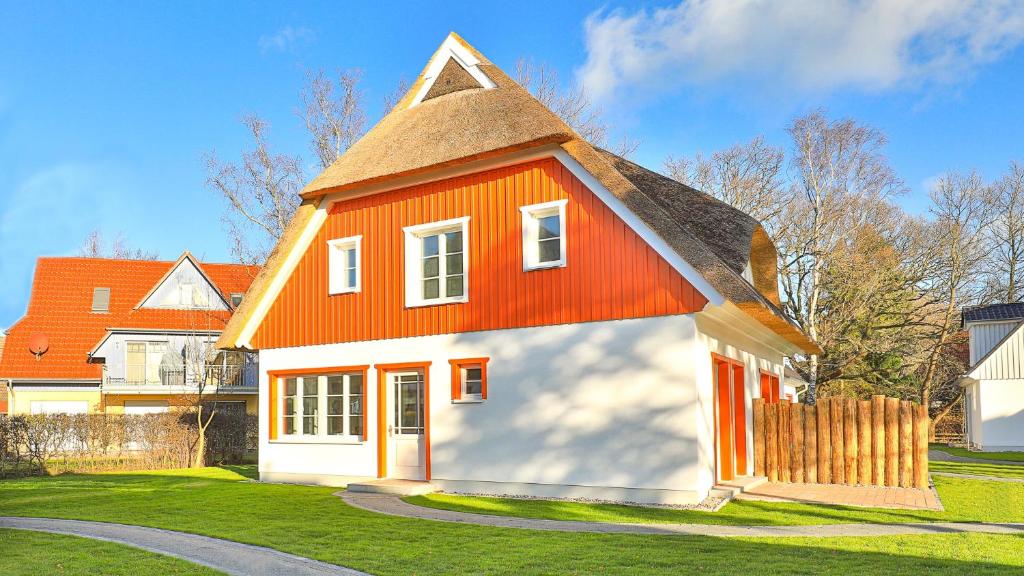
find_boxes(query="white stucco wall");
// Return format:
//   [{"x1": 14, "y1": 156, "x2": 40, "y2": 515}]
[
  {"x1": 258, "y1": 315, "x2": 716, "y2": 503},
  {"x1": 974, "y1": 379, "x2": 1024, "y2": 451}
]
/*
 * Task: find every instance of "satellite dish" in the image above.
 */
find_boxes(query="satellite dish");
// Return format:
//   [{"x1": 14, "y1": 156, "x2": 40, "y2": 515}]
[{"x1": 28, "y1": 333, "x2": 49, "y2": 359}]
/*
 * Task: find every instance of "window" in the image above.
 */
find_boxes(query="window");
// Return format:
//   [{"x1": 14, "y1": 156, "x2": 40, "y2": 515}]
[
  {"x1": 521, "y1": 200, "x2": 567, "y2": 270},
  {"x1": 91, "y1": 287, "x2": 110, "y2": 313},
  {"x1": 403, "y1": 217, "x2": 469, "y2": 306},
  {"x1": 230, "y1": 293, "x2": 244, "y2": 307},
  {"x1": 449, "y1": 357, "x2": 489, "y2": 402},
  {"x1": 328, "y1": 236, "x2": 361, "y2": 294},
  {"x1": 278, "y1": 371, "x2": 365, "y2": 440},
  {"x1": 125, "y1": 341, "x2": 176, "y2": 385},
  {"x1": 759, "y1": 371, "x2": 781, "y2": 404}
]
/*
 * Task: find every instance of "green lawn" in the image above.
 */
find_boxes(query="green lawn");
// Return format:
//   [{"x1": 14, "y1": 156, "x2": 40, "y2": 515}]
[
  {"x1": 931, "y1": 460, "x2": 1024, "y2": 479},
  {"x1": 407, "y1": 475, "x2": 1024, "y2": 526},
  {"x1": 0, "y1": 467, "x2": 1022, "y2": 575},
  {"x1": 0, "y1": 528, "x2": 221, "y2": 575},
  {"x1": 931, "y1": 444, "x2": 1024, "y2": 462}
]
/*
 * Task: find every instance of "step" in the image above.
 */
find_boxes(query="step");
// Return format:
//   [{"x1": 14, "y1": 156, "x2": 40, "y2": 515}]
[
  {"x1": 712, "y1": 476, "x2": 768, "y2": 498},
  {"x1": 346, "y1": 479, "x2": 439, "y2": 496}
]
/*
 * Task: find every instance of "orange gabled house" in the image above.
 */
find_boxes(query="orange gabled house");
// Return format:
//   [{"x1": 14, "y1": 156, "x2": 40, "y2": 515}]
[
  {"x1": 0, "y1": 253, "x2": 260, "y2": 416},
  {"x1": 217, "y1": 33, "x2": 818, "y2": 505}
]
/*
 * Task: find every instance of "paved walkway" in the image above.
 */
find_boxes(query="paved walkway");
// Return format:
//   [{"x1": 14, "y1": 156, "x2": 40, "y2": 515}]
[
  {"x1": 0, "y1": 517, "x2": 369, "y2": 576},
  {"x1": 736, "y1": 481, "x2": 942, "y2": 510},
  {"x1": 339, "y1": 492, "x2": 1024, "y2": 538},
  {"x1": 929, "y1": 449, "x2": 1024, "y2": 466},
  {"x1": 931, "y1": 471, "x2": 1024, "y2": 483}
]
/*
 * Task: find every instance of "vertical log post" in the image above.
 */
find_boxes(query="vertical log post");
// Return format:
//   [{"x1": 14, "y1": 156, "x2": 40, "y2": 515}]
[
  {"x1": 766, "y1": 403, "x2": 778, "y2": 482},
  {"x1": 872, "y1": 395, "x2": 885, "y2": 485},
  {"x1": 791, "y1": 402, "x2": 805, "y2": 483},
  {"x1": 804, "y1": 404, "x2": 818, "y2": 483},
  {"x1": 844, "y1": 398, "x2": 858, "y2": 485},
  {"x1": 885, "y1": 397, "x2": 899, "y2": 487},
  {"x1": 817, "y1": 401, "x2": 831, "y2": 484},
  {"x1": 753, "y1": 398, "x2": 766, "y2": 477},
  {"x1": 779, "y1": 402, "x2": 791, "y2": 483},
  {"x1": 831, "y1": 398, "x2": 845, "y2": 484},
  {"x1": 857, "y1": 400, "x2": 872, "y2": 485},
  {"x1": 914, "y1": 404, "x2": 930, "y2": 489},
  {"x1": 899, "y1": 400, "x2": 913, "y2": 488}
]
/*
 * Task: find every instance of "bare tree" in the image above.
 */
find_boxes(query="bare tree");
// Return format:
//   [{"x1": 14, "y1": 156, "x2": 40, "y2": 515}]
[
  {"x1": 665, "y1": 137, "x2": 788, "y2": 228},
  {"x1": 382, "y1": 76, "x2": 410, "y2": 115},
  {"x1": 299, "y1": 69, "x2": 366, "y2": 169},
  {"x1": 205, "y1": 116, "x2": 304, "y2": 265},
  {"x1": 515, "y1": 59, "x2": 638, "y2": 158},
  {"x1": 79, "y1": 230, "x2": 158, "y2": 260},
  {"x1": 780, "y1": 110, "x2": 905, "y2": 404},
  {"x1": 986, "y1": 162, "x2": 1024, "y2": 303}
]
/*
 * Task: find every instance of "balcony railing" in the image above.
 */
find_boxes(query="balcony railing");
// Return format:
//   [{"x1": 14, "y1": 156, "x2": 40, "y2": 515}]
[{"x1": 106, "y1": 364, "x2": 257, "y2": 389}]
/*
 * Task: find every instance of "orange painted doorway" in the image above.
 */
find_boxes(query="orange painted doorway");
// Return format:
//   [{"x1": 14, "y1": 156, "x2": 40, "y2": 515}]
[{"x1": 714, "y1": 355, "x2": 747, "y2": 482}]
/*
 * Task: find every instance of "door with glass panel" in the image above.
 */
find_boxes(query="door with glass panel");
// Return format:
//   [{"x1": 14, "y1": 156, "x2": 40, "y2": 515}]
[{"x1": 387, "y1": 370, "x2": 426, "y2": 480}]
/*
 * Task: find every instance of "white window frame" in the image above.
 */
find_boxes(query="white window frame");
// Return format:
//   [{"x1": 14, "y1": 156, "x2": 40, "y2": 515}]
[
  {"x1": 520, "y1": 199, "x2": 567, "y2": 271},
  {"x1": 403, "y1": 216, "x2": 470, "y2": 307},
  {"x1": 327, "y1": 236, "x2": 362, "y2": 295},
  {"x1": 459, "y1": 364, "x2": 484, "y2": 402},
  {"x1": 278, "y1": 372, "x2": 365, "y2": 444}
]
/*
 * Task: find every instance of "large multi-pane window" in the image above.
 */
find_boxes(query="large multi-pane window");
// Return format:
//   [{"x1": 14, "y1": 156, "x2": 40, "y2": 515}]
[
  {"x1": 404, "y1": 217, "x2": 470, "y2": 306},
  {"x1": 280, "y1": 372, "x2": 365, "y2": 440},
  {"x1": 521, "y1": 200, "x2": 567, "y2": 270},
  {"x1": 125, "y1": 341, "x2": 173, "y2": 385}
]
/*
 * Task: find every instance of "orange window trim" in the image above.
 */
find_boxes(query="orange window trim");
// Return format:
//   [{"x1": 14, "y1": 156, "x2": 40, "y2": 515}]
[
  {"x1": 449, "y1": 357, "x2": 490, "y2": 401},
  {"x1": 266, "y1": 365, "x2": 371, "y2": 441},
  {"x1": 758, "y1": 369, "x2": 780, "y2": 404},
  {"x1": 374, "y1": 361, "x2": 432, "y2": 480}
]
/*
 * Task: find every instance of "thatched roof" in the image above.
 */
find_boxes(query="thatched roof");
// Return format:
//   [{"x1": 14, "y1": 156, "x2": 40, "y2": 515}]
[{"x1": 218, "y1": 32, "x2": 818, "y2": 354}]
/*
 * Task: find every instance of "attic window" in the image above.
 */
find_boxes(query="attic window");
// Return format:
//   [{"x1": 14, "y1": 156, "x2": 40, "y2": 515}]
[
  {"x1": 230, "y1": 293, "x2": 244, "y2": 307},
  {"x1": 521, "y1": 200, "x2": 567, "y2": 270},
  {"x1": 91, "y1": 287, "x2": 111, "y2": 313}
]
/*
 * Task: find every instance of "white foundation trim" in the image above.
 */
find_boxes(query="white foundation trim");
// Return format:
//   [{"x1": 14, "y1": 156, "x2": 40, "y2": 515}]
[{"x1": 431, "y1": 479, "x2": 705, "y2": 506}]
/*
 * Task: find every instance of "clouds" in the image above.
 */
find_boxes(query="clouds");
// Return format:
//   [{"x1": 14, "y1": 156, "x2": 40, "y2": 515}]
[
  {"x1": 577, "y1": 0, "x2": 1024, "y2": 104},
  {"x1": 258, "y1": 25, "x2": 315, "y2": 53}
]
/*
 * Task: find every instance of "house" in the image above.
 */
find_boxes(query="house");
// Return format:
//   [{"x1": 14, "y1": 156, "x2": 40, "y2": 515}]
[
  {"x1": 217, "y1": 33, "x2": 819, "y2": 505},
  {"x1": 0, "y1": 253, "x2": 260, "y2": 416},
  {"x1": 961, "y1": 303, "x2": 1024, "y2": 452}
]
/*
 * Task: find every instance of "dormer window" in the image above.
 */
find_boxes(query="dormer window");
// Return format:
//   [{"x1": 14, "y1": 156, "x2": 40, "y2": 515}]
[
  {"x1": 230, "y1": 293, "x2": 244, "y2": 307},
  {"x1": 521, "y1": 200, "x2": 567, "y2": 270}
]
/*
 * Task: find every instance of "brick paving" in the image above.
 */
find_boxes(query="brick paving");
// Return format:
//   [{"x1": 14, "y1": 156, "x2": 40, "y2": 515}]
[{"x1": 736, "y1": 481, "x2": 943, "y2": 510}]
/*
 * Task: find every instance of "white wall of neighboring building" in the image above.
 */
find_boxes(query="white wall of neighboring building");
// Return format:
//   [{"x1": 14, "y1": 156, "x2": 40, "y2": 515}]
[
  {"x1": 258, "y1": 310, "x2": 790, "y2": 504},
  {"x1": 966, "y1": 321, "x2": 1024, "y2": 451},
  {"x1": 967, "y1": 321, "x2": 1020, "y2": 366},
  {"x1": 972, "y1": 379, "x2": 1024, "y2": 451}
]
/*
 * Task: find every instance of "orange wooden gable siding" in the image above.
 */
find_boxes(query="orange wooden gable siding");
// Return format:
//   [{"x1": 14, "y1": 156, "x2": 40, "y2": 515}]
[{"x1": 251, "y1": 158, "x2": 707, "y2": 349}]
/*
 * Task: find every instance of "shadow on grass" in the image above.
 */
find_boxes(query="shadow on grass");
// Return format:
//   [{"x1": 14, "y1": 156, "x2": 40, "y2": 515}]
[{"x1": 0, "y1": 469, "x2": 1022, "y2": 575}]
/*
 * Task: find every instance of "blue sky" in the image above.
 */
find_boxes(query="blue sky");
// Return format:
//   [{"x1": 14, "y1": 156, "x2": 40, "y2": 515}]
[{"x1": 2, "y1": 1, "x2": 1023, "y2": 328}]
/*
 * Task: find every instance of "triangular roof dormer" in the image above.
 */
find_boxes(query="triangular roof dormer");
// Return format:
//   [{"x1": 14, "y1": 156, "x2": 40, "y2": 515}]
[
  {"x1": 136, "y1": 252, "x2": 231, "y2": 311},
  {"x1": 409, "y1": 33, "x2": 497, "y2": 108}
]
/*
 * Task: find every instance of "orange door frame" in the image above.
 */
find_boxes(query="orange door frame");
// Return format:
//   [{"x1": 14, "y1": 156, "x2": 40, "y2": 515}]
[
  {"x1": 374, "y1": 361, "x2": 432, "y2": 480},
  {"x1": 712, "y1": 353, "x2": 748, "y2": 482}
]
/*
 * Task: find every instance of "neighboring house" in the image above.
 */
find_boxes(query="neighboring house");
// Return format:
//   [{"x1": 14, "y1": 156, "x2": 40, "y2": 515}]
[
  {"x1": 217, "y1": 33, "x2": 819, "y2": 505},
  {"x1": 0, "y1": 333, "x2": 7, "y2": 413},
  {"x1": 783, "y1": 366, "x2": 808, "y2": 403},
  {"x1": 961, "y1": 303, "x2": 1024, "y2": 452},
  {"x1": 0, "y1": 253, "x2": 260, "y2": 416}
]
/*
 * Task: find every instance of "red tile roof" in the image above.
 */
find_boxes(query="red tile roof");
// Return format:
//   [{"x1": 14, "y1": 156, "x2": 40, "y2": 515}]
[{"x1": 0, "y1": 256, "x2": 259, "y2": 381}]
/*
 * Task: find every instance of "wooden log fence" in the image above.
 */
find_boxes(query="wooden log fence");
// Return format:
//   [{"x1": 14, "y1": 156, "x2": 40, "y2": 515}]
[{"x1": 753, "y1": 395, "x2": 929, "y2": 489}]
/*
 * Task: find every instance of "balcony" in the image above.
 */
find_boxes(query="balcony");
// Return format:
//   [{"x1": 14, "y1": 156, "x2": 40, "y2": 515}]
[{"x1": 104, "y1": 364, "x2": 258, "y2": 391}]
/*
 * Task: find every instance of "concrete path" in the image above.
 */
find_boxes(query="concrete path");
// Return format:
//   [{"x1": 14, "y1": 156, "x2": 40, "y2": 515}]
[
  {"x1": 0, "y1": 517, "x2": 369, "y2": 576},
  {"x1": 929, "y1": 449, "x2": 1024, "y2": 466},
  {"x1": 339, "y1": 492, "x2": 1024, "y2": 538}
]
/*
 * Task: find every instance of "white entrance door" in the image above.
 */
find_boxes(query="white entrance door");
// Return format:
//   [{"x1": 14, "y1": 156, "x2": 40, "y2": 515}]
[{"x1": 387, "y1": 371, "x2": 426, "y2": 480}]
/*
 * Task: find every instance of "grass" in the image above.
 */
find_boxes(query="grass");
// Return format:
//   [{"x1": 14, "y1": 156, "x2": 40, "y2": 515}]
[
  {"x1": 0, "y1": 466, "x2": 1023, "y2": 574},
  {"x1": 0, "y1": 528, "x2": 222, "y2": 575},
  {"x1": 931, "y1": 460, "x2": 1024, "y2": 479},
  {"x1": 407, "y1": 475, "x2": 1024, "y2": 526},
  {"x1": 931, "y1": 444, "x2": 1024, "y2": 462}
]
